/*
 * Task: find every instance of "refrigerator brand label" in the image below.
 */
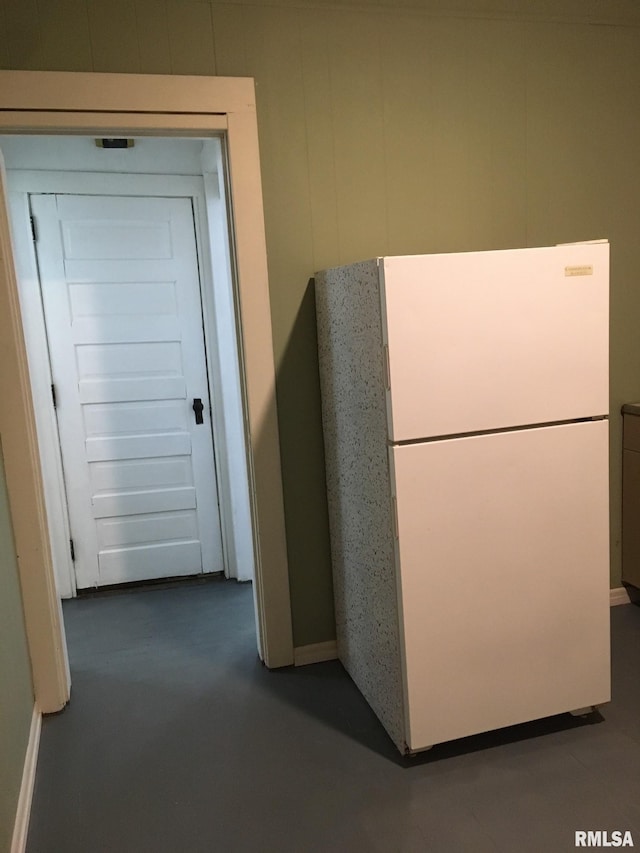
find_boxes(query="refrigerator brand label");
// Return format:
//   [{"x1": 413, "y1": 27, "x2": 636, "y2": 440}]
[{"x1": 565, "y1": 265, "x2": 594, "y2": 277}]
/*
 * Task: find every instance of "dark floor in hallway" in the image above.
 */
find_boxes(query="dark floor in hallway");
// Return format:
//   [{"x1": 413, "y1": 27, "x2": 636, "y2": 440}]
[{"x1": 27, "y1": 580, "x2": 640, "y2": 852}]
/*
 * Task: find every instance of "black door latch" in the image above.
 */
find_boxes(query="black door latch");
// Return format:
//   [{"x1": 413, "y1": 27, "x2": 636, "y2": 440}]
[{"x1": 193, "y1": 398, "x2": 204, "y2": 425}]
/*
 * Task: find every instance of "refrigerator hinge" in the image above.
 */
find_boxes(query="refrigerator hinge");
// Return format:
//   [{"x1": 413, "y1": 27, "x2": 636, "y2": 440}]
[
  {"x1": 383, "y1": 345, "x2": 391, "y2": 390},
  {"x1": 391, "y1": 496, "x2": 399, "y2": 539},
  {"x1": 30, "y1": 215, "x2": 38, "y2": 242},
  {"x1": 69, "y1": 538, "x2": 76, "y2": 562}
]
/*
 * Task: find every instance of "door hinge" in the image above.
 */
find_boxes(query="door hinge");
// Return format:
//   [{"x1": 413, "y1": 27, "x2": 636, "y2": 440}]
[
  {"x1": 51, "y1": 384, "x2": 57, "y2": 409},
  {"x1": 69, "y1": 538, "x2": 76, "y2": 562},
  {"x1": 30, "y1": 215, "x2": 38, "y2": 242}
]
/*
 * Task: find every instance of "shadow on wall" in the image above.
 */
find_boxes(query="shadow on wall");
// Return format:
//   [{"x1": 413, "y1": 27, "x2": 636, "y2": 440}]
[{"x1": 270, "y1": 275, "x2": 335, "y2": 648}]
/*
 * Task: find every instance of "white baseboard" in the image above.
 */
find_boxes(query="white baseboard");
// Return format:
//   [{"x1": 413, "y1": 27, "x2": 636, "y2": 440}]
[
  {"x1": 11, "y1": 704, "x2": 41, "y2": 853},
  {"x1": 294, "y1": 640, "x2": 338, "y2": 667},
  {"x1": 293, "y1": 590, "x2": 631, "y2": 664},
  {"x1": 610, "y1": 586, "x2": 633, "y2": 606},
  {"x1": 294, "y1": 588, "x2": 634, "y2": 663}
]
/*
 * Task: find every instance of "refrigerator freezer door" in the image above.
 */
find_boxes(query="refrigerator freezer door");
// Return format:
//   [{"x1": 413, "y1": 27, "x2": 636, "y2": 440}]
[
  {"x1": 381, "y1": 243, "x2": 609, "y2": 442},
  {"x1": 390, "y1": 419, "x2": 610, "y2": 752}
]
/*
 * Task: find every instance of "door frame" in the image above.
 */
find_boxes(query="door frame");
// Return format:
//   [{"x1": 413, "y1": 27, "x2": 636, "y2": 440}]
[{"x1": 0, "y1": 71, "x2": 295, "y2": 713}]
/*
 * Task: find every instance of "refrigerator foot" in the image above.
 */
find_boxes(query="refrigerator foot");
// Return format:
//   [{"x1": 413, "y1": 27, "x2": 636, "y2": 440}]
[{"x1": 569, "y1": 706, "x2": 595, "y2": 717}]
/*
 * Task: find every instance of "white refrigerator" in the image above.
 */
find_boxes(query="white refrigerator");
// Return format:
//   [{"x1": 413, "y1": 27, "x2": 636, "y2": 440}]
[{"x1": 315, "y1": 242, "x2": 611, "y2": 755}]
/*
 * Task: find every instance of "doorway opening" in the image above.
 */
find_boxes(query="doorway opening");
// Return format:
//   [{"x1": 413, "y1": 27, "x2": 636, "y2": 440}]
[
  {"x1": 2, "y1": 134, "x2": 263, "y2": 694},
  {"x1": 0, "y1": 71, "x2": 295, "y2": 712},
  {"x1": 3, "y1": 135, "x2": 254, "y2": 598}
]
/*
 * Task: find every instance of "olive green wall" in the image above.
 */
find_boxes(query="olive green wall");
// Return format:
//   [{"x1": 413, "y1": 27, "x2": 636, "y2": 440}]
[
  {"x1": 1, "y1": 1, "x2": 639, "y2": 646},
  {"x1": 0, "y1": 443, "x2": 34, "y2": 853}
]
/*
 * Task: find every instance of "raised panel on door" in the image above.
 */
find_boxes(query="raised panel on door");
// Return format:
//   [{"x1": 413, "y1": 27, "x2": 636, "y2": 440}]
[
  {"x1": 33, "y1": 193, "x2": 224, "y2": 588},
  {"x1": 381, "y1": 243, "x2": 609, "y2": 442},
  {"x1": 390, "y1": 420, "x2": 610, "y2": 751}
]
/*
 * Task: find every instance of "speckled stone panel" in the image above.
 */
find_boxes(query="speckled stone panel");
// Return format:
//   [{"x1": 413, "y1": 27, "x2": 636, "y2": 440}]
[{"x1": 315, "y1": 260, "x2": 405, "y2": 752}]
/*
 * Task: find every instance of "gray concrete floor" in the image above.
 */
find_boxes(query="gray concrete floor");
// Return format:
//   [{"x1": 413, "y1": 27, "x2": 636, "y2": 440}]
[{"x1": 27, "y1": 579, "x2": 640, "y2": 852}]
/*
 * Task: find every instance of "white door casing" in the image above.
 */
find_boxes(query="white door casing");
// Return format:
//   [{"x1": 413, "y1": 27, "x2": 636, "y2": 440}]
[{"x1": 33, "y1": 192, "x2": 224, "y2": 589}]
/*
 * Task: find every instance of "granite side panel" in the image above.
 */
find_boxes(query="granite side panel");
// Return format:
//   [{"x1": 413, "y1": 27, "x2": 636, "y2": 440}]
[{"x1": 315, "y1": 260, "x2": 405, "y2": 752}]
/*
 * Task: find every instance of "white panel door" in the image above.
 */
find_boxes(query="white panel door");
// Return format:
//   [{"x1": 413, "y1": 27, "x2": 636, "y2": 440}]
[
  {"x1": 390, "y1": 420, "x2": 610, "y2": 751},
  {"x1": 381, "y1": 243, "x2": 609, "y2": 441},
  {"x1": 33, "y1": 193, "x2": 224, "y2": 589}
]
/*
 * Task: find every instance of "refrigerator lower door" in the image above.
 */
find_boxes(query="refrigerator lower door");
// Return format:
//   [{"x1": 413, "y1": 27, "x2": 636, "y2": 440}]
[{"x1": 391, "y1": 419, "x2": 610, "y2": 752}]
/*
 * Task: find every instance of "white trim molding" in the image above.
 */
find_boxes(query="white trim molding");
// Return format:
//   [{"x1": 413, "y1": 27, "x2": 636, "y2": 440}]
[
  {"x1": 11, "y1": 705, "x2": 41, "y2": 853},
  {"x1": 293, "y1": 586, "x2": 637, "y2": 665},
  {"x1": 294, "y1": 640, "x2": 338, "y2": 667},
  {"x1": 610, "y1": 586, "x2": 634, "y2": 606}
]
